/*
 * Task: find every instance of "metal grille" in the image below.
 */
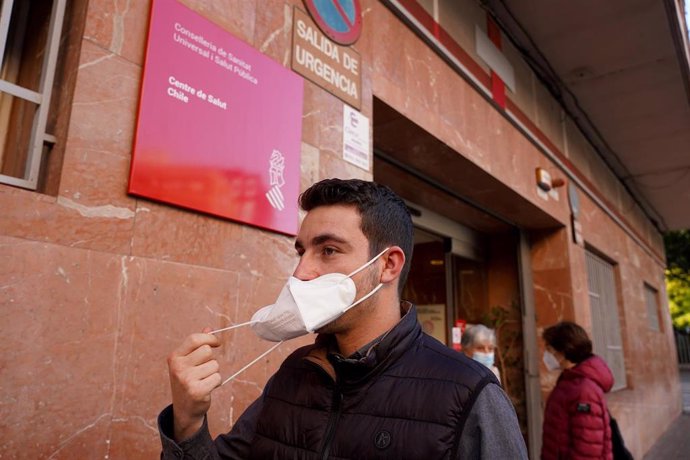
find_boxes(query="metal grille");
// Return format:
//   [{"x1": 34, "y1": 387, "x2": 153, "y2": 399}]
[
  {"x1": 585, "y1": 250, "x2": 627, "y2": 390},
  {"x1": 644, "y1": 284, "x2": 660, "y2": 332},
  {"x1": 675, "y1": 330, "x2": 690, "y2": 365},
  {"x1": 0, "y1": 0, "x2": 65, "y2": 189}
]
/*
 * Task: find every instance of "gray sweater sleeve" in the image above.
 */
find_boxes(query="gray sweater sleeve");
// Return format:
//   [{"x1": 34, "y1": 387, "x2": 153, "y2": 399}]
[{"x1": 457, "y1": 383, "x2": 529, "y2": 459}]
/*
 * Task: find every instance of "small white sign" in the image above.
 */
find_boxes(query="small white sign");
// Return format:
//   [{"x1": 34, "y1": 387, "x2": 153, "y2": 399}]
[
  {"x1": 452, "y1": 327, "x2": 462, "y2": 345},
  {"x1": 343, "y1": 105, "x2": 370, "y2": 170}
]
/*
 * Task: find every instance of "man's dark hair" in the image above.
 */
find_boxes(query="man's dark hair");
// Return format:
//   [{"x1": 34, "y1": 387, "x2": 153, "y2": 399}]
[
  {"x1": 299, "y1": 178, "x2": 414, "y2": 295},
  {"x1": 542, "y1": 321, "x2": 593, "y2": 364}
]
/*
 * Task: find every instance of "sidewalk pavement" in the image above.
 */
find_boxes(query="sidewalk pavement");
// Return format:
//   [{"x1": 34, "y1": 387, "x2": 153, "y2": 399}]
[
  {"x1": 642, "y1": 366, "x2": 690, "y2": 460},
  {"x1": 684, "y1": 365, "x2": 690, "y2": 414}
]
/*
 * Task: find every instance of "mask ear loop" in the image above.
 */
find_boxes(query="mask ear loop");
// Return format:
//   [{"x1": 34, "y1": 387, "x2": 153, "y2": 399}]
[
  {"x1": 343, "y1": 282, "x2": 384, "y2": 313},
  {"x1": 206, "y1": 321, "x2": 283, "y2": 387},
  {"x1": 208, "y1": 320, "x2": 257, "y2": 335},
  {"x1": 346, "y1": 247, "x2": 390, "y2": 278},
  {"x1": 220, "y1": 341, "x2": 283, "y2": 386},
  {"x1": 341, "y1": 247, "x2": 389, "y2": 313}
]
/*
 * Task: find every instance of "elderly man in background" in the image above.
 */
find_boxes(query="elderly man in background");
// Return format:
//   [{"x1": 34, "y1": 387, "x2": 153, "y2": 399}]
[{"x1": 461, "y1": 324, "x2": 501, "y2": 383}]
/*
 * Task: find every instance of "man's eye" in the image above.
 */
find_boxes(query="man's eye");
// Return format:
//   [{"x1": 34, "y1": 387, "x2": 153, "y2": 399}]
[{"x1": 323, "y1": 247, "x2": 336, "y2": 256}]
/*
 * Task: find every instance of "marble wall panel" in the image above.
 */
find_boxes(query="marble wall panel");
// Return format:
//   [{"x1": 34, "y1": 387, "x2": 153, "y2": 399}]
[
  {"x1": 300, "y1": 142, "x2": 320, "y2": 193},
  {"x1": 568, "y1": 242, "x2": 591, "y2": 328},
  {"x1": 300, "y1": 82, "x2": 322, "y2": 149},
  {"x1": 436, "y1": 70, "x2": 469, "y2": 145},
  {"x1": 357, "y1": 1, "x2": 376, "y2": 87},
  {"x1": 55, "y1": 38, "x2": 141, "y2": 250},
  {"x1": 0, "y1": 185, "x2": 134, "y2": 254},
  {"x1": 84, "y1": 0, "x2": 151, "y2": 65},
  {"x1": 319, "y1": 150, "x2": 372, "y2": 182},
  {"x1": 106, "y1": 418, "x2": 160, "y2": 460},
  {"x1": 0, "y1": 236, "x2": 122, "y2": 458},
  {"x1": 252, "y1": 1, "x2": 297, "y2": 67},
  {"x1": 180, "y1": 0, "x2": 256, "y2": 45},
  {"x1": 358, "y1": 50, "x2": 374, "y2": 120},
  {"x1": 67, "y1": 39, "x2": 141, "y2": 161},
  {"x1": 130, "y1": 199, "x2": 300, "y2": 278},
  {"x1": 59, "y1": 149, "x2": 133, "y2": 212},
  {"x1": 301, "y1": 81, "x2": 347, "y2": 155},
  {"x1": 369, "y1": 4, "x2": 405, "y2": 90},
  {"x1": 530, "y1": 227, "x2": 575, "y2": 402},
  {"x1": 402, "y1": 43, "x2": 441, "y2": 117}
]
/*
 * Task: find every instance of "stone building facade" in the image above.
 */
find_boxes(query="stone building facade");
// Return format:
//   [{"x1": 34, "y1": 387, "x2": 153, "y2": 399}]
[{"x1": 0, "y1": 0, "x2": 681, "y2": 458}]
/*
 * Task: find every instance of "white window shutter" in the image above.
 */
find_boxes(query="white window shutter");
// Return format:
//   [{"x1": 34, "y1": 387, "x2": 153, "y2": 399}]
[{"x1": 586, "y1": 251, "x2": 627, "y2": 391}]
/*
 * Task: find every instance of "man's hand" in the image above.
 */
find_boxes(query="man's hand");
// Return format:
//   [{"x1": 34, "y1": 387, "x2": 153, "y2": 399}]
[{"x1": 167, "y1": 329, "x2": 222, "y2": 441}]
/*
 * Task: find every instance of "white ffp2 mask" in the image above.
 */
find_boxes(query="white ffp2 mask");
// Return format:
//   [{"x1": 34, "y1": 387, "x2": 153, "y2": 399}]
[
  {"x1": 206, "y1": 247, "x2": 389, "y2": 386},
  {"x1": 250, "y1": 247, "x2": 389, "y2": 342},
  {"x1": 543, "y1": 350, "x2": 561, "y2": 371}
]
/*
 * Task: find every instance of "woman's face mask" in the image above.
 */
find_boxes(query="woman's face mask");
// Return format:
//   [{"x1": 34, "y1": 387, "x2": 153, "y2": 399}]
[
  {"x1": 543, "y1": 349, "x2": 561, "y2": 371},
  {"x1": 250, "y1": 247, "x2": 390, "y2": 342},
  {"x1": 472, "y1": 351, "x2": 495, "y2": 369}
]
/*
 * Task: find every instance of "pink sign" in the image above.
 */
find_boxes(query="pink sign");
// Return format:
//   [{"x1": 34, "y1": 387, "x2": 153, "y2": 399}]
[{"x1": 129, "y1": 0, "x2": 304, "y2": 235}]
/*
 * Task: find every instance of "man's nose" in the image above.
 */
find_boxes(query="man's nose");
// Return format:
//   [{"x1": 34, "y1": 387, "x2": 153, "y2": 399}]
[{"x1": 293, "y1": 256, "x2": 319, "y2": 281}]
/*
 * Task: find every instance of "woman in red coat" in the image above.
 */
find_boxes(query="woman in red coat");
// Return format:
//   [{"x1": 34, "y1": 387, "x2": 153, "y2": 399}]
[{"x1": 541, "y1": 322, "x2": 614, "y2": 460}]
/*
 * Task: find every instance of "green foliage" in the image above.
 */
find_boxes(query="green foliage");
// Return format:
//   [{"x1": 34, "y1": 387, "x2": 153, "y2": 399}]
[
  {"x1": 664, "y1": 230, "x2": 690, "y2": 279},
  {"x1": 664, "y1": 230, "x2": 690, "y2": 330},
  {"x1": 667, "y1": 268, "x2": 690, "y2": 330}
]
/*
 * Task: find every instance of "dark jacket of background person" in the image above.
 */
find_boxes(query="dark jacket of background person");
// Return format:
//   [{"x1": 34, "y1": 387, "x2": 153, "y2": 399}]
[
  {"x1": 159, "y1": 303, "x2": 528, "y2": 459},
  {"x1": 541, "y1": 355, "x2": 614, "y2": 460}
]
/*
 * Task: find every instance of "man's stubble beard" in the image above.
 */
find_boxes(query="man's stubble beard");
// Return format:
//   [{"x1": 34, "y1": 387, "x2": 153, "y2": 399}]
[{"x1": 316, "y1": 265, "x2": 381, "y2": 336}]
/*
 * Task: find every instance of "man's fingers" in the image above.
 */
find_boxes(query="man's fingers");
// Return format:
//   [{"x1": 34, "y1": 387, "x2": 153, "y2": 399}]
[
  {"x1": 184, "y1": 343, "x2": 217, "y2": 367},
  {"x1": 167, "y1": 333, "x2": 221, "y2": 383},
  {"x1": 185, "y1": 359, "x2": 220, "y2": 383},
  {"x1": 200, "y1": 371, "x2": 222, "y2": 392},
  {"x1": 185, "y1": 370, "x2": 222, "y2": 401},
  {"x1": 173, "y1": 332, "x2": 221, "y2": 357},
  {"x1": 170, "y1": 358, "x2": 220, "y2": 399}
]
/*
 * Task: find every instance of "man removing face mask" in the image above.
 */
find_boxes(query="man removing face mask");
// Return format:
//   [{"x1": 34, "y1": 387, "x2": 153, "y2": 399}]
[{"x1": 158, "y1": 179, "x2": 527, "y2": 459}]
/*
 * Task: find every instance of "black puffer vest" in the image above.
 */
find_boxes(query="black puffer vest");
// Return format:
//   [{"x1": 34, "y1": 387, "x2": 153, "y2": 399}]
[{"x1": 249, "y1": 303, "x2": 497, "y2": 459}]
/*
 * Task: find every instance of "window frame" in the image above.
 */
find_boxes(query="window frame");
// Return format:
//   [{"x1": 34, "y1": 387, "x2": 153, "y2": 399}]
[
  {"x1": 585, "y1": 249, "x2": 628, "y2": 391},
  {"x1": 643, "y1": 282, "x2": 661, "y2": 332},
  {"x1": 0, "y1": 0, "x2": 65, "y2": 189}
]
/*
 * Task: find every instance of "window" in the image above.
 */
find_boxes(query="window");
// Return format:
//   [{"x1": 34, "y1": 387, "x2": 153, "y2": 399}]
[
  {"x1": 585, "y1": 250, "x2": 627, "y2": 390},
  {"x1": 644, "y1": 283, "x2": 661, "y2": 332},
  {"x1": 0, "y1": 0, "x2": 66, "y2": 189}
]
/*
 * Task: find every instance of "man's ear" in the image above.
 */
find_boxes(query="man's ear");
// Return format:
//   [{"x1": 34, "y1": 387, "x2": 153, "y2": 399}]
[{"x1": 380, "y1": 246, "x2": 405, "y2": 284}]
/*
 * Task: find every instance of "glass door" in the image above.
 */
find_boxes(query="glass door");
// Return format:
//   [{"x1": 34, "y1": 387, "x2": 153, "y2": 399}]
[{"x1": 402, "y1": 227, "x2": 449, "y2": 344}]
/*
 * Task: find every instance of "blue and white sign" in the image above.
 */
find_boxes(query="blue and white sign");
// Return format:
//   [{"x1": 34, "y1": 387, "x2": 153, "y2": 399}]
[{"x1": 303, "y1": 0, "x2": 362, "y2": 45}]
